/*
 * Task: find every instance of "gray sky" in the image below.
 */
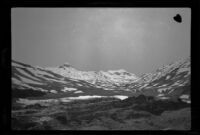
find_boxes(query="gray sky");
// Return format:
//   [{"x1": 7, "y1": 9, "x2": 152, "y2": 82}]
[{"x1": 12, "y1": 8, "x2": 190, "y2": 76}]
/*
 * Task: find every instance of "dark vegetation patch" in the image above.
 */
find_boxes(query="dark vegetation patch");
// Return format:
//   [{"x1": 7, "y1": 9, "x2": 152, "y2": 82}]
[
  {"x1": 130, "y1": 95, "x2": 189, "y2": 115},
  {"x1": 12, "y1": 88, "x2": 46, "y2": 99},
  {"x1": 41, "y1": 121, "x2": 53, "y2": 130},
  {"x1": 114, "y1": 72, "x2": 121, "y2": 75},
  {"x1": 54, "y1": 113, "x2": 68, "y2": 125},
  {"x1": 24, "y1": 103, "x2": 46, "y2": 109},
  {"x1": 12, "y1": 103, "x2": 24, "y2": 110},
  {"x1": 24, "y1": 110, "x2": 38, "y2": 114},
  {"x1": 165, "y1": 85, "x2": 190, "y2": 100},
  {"x1": 12, "y1": 116, "x2": 37, "y2": 130},
  {"x1": 28, "y1": 82, "x2": 63, "y2": 92},
  {"x1": 66, "y1": 97, "x2": 119, "y2": 107},
  {"x1": 125, "y1": 112, "x2": 150, "y2": 119},
  {"x1": 110, "y1": 112, "x2": 125, "y2": 123}
]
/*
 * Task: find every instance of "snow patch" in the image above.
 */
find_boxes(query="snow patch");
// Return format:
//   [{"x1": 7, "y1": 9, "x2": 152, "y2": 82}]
[
  {"x1": 123, "y1": 89, "x2": 131, "y2": 92},
  {"x1": 36, "y1": 88, "x2": 48, "y2": 92},
  {"x1": 158, "y1": 97, "x2": 170, "y2": 100},
  {"x1": 74, "y1": 90, "x2": 83, "y2": 94},
  {"x1": 103, "y1": 88, "x2": 114, "y2": 90},
  {"x1": 177, "y1": 67, "x2": 190, "y2": 74},
  {"x1": 61, "y1": 87, "x2": 77, "y2": 92},
  {"x1": 172, "y1": 81, "x2": 181, "y2": 86},
  {"x1": 112, "y1": 95, "x2": 128, "y2": 100},
  {"x1": 69, "y1": 95, "x2": 103, "y2": 100},
  {"x1": 35, "y1": 117, "x2": 52, "y2": 124},
  {"x1": 50, "y1": 90, "x2": 58, "y2": 94},
  {"x1": 153, "y1": 83, "x2": 159, "y2": 86},
  {"x1": 180, "y1": 94, "x2": 189, "y2": 99},
  {"x1": 166, "y1": 75, "x2": 170, "y2": 80},
  {"x1": 60, "y1": 95, "x2": 128, "y2": 102},
  {"x1": 178, "y1": 83, "x2": 184, "y2": 86},
  {"x1": 77, "y1": 83, "x2": 83, "y2": 86},
  {"x1": 139, "y1": 83, "x2": 148, "y2": 90},
  {"x1": 184, "y1": 74, "x2": 189, "y2": 78},
  {"x1": 60, "y1": 95, "x2": 105, "y2": 102},
  {"x1": 168, "y1": 89, "x2": 174, "y2": 94},
  {"x1": 17, "y1": 98, "x2": 58, "y2": 105},
  {"x1": 17, "y1": 95, "x2": 129, "y2": 105},
  {"x1": 182, "y1": 100, "x2": 191, "y2": 104},
  {"x1": 157, "y1": 94, "x2": 164, "y2": 97},
  {"x1": 158, "y1": 88, "x2": 168, "y2": 93}
]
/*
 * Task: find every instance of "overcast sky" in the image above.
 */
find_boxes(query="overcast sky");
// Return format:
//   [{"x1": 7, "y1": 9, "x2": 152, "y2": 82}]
[{"x1": 12, "y1": 8, "x2": 190, "y2": 76}]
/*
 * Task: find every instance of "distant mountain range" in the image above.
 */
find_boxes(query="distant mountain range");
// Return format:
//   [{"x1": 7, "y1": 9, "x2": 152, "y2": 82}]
[{"x1": 12, "y1": 57, "x2": 190, "y2": 103}]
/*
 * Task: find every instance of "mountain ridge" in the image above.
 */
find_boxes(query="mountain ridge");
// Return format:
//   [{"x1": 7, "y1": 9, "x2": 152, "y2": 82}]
[{"x1": 12, "y1": 57, "x2": 190, "y2": 104}]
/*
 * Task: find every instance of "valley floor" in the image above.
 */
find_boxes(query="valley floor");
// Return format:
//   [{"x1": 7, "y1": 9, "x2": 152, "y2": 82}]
[{"x1": 11, "y1": 96, "x2": 191, "y2": 130}]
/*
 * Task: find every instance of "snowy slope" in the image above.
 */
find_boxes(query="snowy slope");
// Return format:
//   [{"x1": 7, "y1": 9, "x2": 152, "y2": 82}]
[
  {"x1": 45, "y1": 63, "x2": 139, "y2": 88},
  {"x1": 11, "y1": 60, "x2": 136, "y2": 99},
  {"x1": 129, "y1": 57, "x2": 191, "y2": 103}
]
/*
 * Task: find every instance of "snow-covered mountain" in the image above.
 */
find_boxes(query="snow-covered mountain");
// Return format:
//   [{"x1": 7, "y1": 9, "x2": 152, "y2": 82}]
[
  {"x1": 46, "y1": 64, "x2": 139, "y2": 89},
  {"x1": 12, "y1": 57, "x2": 190, "y2": 103},
  {"x1": 12, "y1": 59, "x2": 139, "y2": 91},
  {"x1": 140, "y1": 57, "x2": 190, "y2": 83},
  {"x1": 127, "y1": 57, "x2": 190, "y2": 103},
  {"x1": 11, "y1": 60, "x2": 138, "y2": 99}
]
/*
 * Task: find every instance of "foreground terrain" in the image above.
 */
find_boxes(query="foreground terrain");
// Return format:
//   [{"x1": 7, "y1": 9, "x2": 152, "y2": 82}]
[{"x1": 12, "y1": 95, "x2": 190, "y2": 130}]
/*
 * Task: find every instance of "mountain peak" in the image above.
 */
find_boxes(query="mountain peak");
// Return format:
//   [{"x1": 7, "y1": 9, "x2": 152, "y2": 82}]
[
  {"x1": 59, "y1": 62, "x2": 72, "y2": 68},
  {"x1": 107, "y1": 69, "x2": 135, "y2": 76},
  {"x1": 108, "y1": 69, "x2": 127, "y2": 73}
]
